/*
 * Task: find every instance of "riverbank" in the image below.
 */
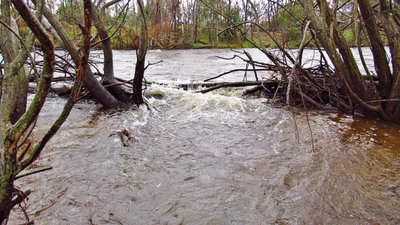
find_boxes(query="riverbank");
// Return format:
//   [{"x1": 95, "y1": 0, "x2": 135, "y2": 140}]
[{"x1": 54, "y1": 39, "x2": 370, "y2": 51}]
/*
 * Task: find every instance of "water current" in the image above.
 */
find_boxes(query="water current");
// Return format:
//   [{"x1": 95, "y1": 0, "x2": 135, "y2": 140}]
[{"x1": 9, "y1": 48, "x2": 400, "y2": 224}]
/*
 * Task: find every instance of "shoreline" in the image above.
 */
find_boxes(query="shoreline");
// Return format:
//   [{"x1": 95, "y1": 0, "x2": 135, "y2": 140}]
[{"x1": 53, "y1": 42, "x2": 377, "y2": 51}]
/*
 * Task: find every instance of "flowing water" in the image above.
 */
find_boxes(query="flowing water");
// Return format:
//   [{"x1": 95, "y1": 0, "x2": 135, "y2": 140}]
[{"x1": 9, "y1": 48, "x2": 400, "y2": 224}]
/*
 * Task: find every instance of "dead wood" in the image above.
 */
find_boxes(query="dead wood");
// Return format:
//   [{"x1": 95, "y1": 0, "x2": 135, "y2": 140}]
[
  {"x1": 204, "y1": 67, "x2": 283, "y2": 82},
  {"x1": 198, "y1": 80, "x2": 278, "y2": 93},
  {"x1": 15, "y1": 166, "x2": 53, "y2": 180}
]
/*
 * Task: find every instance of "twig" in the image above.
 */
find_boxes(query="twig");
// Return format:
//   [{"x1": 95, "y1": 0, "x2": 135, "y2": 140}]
[
  {"x1": 244, "y1": 50, "x2": 259, "y2": 81},
  {"x1": 291, "y1": 111, "x2": 300, "y2": 144},
  {"x1": 367, "y1": 98, "x2": 400, "y2": 103},
  {"x1": 286, "y1": 21, "x2": 311, "y2": 105},
  {"x1": 103, "y1": 82, "x2": 132, "y2": 88},
  {"x1": 91, "y1": 0, "x2": 130, "y2": 49},
  {"x1": 144, "y1": 60, "x2": 163, "y2": 71},
  {"x1": 15, "y1": 166, "x2": 53, "y2": 180},
  {"x1": 216, "y1": 54, "x2": 273, "y2": 68},
  {"x1": 199, "y1": 80, "x2": 277, "y2": 94},
  {"x1": 0, "y1": 20, "x2": 39, "y2": 78},
  {"x1": 204, "y1": 68, "x2": 276, "y2": 82},
  {"x1": 18, "y1": 194, "x2": 33, "y2": 225}
]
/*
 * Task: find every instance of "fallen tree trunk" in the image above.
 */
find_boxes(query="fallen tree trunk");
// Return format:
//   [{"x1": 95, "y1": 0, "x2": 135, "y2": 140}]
[
  {"x1": 34, "y1": 0, "x2": 123, "y2": 108},
  {"x1": 198, "y1": 80, "x2": 278, "y2": 93}
]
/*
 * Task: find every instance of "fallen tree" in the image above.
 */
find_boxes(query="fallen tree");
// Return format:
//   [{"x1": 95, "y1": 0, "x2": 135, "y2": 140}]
[{"x1": 31, "y1": 0, "x2": 148, "y2": 107}]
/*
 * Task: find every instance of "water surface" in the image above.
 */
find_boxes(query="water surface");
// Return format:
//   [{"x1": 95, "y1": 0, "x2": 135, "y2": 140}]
[{"x1": 10, "y1": 48, "x2": 400, "y2": 224}]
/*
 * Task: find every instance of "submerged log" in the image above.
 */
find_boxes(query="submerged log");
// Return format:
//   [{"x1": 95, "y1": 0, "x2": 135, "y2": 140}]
[
  {"x1": 140, "y1": 80, "x2": 279, "y2": 91},
  {"x1": 198, "y1": 80, "x2": 278, "y2": 93},
  {"x1": 29, "y1": 83, "x2": 72, "y2": 96}
]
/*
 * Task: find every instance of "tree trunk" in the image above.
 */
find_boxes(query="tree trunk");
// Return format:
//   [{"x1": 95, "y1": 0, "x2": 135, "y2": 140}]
[
  {"x1": 357, "y1": 0, "x2": 392, "y2": 99},
  {"x1": 193, "y1": 0, "x2": 199, "y2": 43},
  {"x1": 1, "y1": 0, "x2": 56, "y2": 222},
  {"x1": 33, "y1": 0, "x2": 123, "y2": 108},
  {"x1": 132, "y1": 0, "x2": 148, "y2": 105},
  {"x1": 377, "y1": 0, "x2": 400, "y2": 119},
  {"x1": 303, "y1": 0, "x2": 382, "y2": 115},
  {"x1": 0, "y1": 0, "x2": 29, "y2": 124},
  {"x1": 91, "y1": 2, "x2": 131, "y2": 102}
]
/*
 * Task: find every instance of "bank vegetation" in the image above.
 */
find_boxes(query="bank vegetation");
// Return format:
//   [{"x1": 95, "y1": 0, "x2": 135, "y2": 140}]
[{"x1": 0, "y1": 0, "x2": 400, "y2": 223}]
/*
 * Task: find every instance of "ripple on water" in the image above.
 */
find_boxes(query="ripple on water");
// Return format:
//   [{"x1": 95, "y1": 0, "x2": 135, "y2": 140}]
[{"x1": 10, "y1": 49, "x2": 400, "y2": 224}]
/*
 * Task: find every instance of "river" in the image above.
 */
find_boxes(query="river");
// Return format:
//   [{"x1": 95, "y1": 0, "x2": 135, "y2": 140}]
[{"x1": 10, "y1": 48, "x2": 400, "y2": 224}]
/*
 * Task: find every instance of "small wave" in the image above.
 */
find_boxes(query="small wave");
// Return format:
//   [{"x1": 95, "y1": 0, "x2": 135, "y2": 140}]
[{"x1": 145, "y1": 86, "x2": 258, "y2": 113}]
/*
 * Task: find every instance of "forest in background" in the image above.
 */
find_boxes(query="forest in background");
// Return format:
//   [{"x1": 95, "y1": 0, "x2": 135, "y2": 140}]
[{"x1": 22, "y1": 0, "x2": 378, "y2": 49}]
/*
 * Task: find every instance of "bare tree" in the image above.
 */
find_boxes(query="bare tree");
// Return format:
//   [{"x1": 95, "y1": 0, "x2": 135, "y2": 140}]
[
  {"x1": 132, "y1": 0, "x2": 149, "y2": 104},
  {"x1": 0, "y1": 0, "x2": 93, "y2": 222},
  {"x1": 34, "y1": 0, "x2": 148, "y2": 107},
  {"x1": 199, "y1": 0, "x2": 400, "y2": 122},
  {"x1": 91, "y1": 0, "x2": 132, "y2": 102},
  {"x1": 34, "y1": 0, "x2": 124, "y2": 108},
  {"x1": 303, "y1": 0, "x2": 400, "y2": 121}
]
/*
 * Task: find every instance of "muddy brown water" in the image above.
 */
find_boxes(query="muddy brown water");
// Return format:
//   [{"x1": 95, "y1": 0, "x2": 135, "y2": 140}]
[{"x1": 9, "y1": 48, "x2": 400, "y2": 224}]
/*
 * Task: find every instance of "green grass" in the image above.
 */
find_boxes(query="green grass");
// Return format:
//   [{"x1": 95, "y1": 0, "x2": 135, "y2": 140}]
[
  {"x1": 241, "y1": 41, "x2": 254, "y2": 48},
  {"x1": 192, "y1": 42, "x2": 209, "y2": 47}
]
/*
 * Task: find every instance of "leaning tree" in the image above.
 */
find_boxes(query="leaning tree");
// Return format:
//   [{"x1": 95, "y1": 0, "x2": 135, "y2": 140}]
[
  {"x1": 34, "y1": 0, "x2": 149, "y2": 107},
  {"x1": 302, "y1": 0, "x2": 400, "y2": 121},
  {"x1": 0, "y1": 0, "x2": 149, "y2": 222},
  {"x1": 0, "y1": 0, "x2": 92, "y2": 221},
  {"x1": 200, "y1": 0, "x2": 400, "y2": 122}
]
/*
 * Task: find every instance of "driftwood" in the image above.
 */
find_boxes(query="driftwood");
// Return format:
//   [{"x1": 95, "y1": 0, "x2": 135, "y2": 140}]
[
  {"x1": 198, "y1": 80, "x2": 278, "y2": 93},
  {"x1": 204, "y1": 67, "x2": 282, "y2": 82}
]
